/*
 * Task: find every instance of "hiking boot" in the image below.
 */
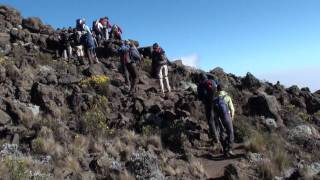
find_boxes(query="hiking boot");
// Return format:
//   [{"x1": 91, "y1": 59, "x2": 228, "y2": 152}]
[{"x1": 224, "y1": 150, "x2": 235, "y2": 158}]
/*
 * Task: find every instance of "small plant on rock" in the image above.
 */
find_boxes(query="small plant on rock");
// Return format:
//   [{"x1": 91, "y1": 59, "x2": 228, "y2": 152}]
[
  {"x1": 81, "y1": 96, "x2": 112, "y2": 137},
  {"x1": 80, "y1": 75, "x2": 110, "y2": 96}
]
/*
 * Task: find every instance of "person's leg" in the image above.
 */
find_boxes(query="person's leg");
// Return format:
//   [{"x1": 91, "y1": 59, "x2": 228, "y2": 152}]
[
  {"x1": 127, "y1": 63, "x2": 138, "y2": 92},
  {"x1": 220, "y1": 112, "x2": 234, "y2": 155},
  {"x1": 158, "y1": 65, "x2": 165, "y2": 93},
  {"x1": 63, "y1": 49, "x2": 67, "y2": 60},
  {"x1": 122, "y1": 63, "x2": 130, "y2": 89},
  {"x1": 68, "y1": 45, "x2": 73, "y2": 58},
  {"x1": 163, "y1": 64, "x2": 171, "y2": 92}
]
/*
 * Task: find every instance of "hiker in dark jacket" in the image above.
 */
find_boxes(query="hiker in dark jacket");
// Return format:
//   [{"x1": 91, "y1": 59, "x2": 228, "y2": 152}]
[
  {"x1": 197, "y1": 73, "x2": 221, "y2": 149},
  {"x1": 59, "y1": 28, "x2": 72, "y2": 60},
  {"x1": 213, "y1": 83, "x2": 235, "y2": 157},
  {"x1": 81, "y1": 32, "x2": 99, "y2": 64},
  {"x1": 151, "y1": 43, "x2": 171, "y2": 94},
  {"x1": 127, "y1": 42, "x2": 141, "y2": 92},
  {"x1": 118, "y1": 41, "x2": 131, "y2": 89}
]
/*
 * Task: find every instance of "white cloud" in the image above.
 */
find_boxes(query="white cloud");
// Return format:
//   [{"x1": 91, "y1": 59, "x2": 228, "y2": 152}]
[
  {"x1": 179, "y1": 53, "x2": 200, "y2": 67},
  {"x1": 256, "y1": 67, "x2": 320, "y2": 92}
]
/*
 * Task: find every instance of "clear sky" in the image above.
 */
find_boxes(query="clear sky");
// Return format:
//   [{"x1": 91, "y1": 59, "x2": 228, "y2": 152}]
[{"x1": 1, "y1": 0, "x2": 320, "y2": 92}]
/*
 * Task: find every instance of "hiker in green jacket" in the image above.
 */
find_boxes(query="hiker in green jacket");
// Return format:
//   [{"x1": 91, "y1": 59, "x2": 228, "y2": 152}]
[{"x1": 217, "y1": 84, "x2": 235, "y2": 120}]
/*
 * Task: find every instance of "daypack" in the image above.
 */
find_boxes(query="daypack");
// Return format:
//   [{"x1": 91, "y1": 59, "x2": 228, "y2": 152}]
[
  {"x1": 213, "y1": 95, "x2": 229, "y2": 116},
  {"x1": 198, "y1": 79, "x2": 217, "y2": 102},
  {"x1": 129, "y1": 48, "x2": 141, "y2": 63}
]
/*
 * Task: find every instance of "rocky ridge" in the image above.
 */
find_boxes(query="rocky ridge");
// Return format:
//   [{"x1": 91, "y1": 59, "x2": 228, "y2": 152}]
[{"x1": 0, "y1": 5, "x2": 319, "y2": 179}]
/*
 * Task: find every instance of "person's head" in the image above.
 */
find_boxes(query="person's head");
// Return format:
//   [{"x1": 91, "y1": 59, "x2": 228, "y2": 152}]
[
  {"x1": 124, "y1": 40, "x2": 130, "y2": 45},
  {"x1": 120, "y1": 40, "x2": 125, "y2": 46},
  {"x1": 153, "y1": 43, "x2": 159, "y2": 50},
  {"x1": 199, "y1": 72, "x2": 207, "y2": 81},
  {"x1": 217, "y1": 83, "x2": 224, "y2": 92}
]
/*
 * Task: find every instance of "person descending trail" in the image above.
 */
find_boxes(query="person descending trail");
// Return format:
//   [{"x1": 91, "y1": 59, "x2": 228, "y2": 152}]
[
  {"x1": 151, "y1": 43, "x2": 171, "y2": 94},
  {"x1": 197, "y1": 73, "x2": 221, "y2": 148},
  {"x1": 213, "y1": 83, "x2": 235, "y2": 158}
]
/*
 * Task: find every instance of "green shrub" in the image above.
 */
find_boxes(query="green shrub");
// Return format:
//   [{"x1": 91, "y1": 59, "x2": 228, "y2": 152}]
[
  {"x1": 256, "y1": 160, "x2": 274, "y2": 180},
  {"x1": 82, "y1": 96, "x2": 112, "y2": 137},
  {"x1": 4, "y1": 157, "x2": 29, "y2": 180}
]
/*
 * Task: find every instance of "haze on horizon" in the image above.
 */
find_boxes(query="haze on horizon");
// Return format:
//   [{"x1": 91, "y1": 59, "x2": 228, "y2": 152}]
[{"x1": 1, "y1": 0, "x2": 319, "y2": 92}]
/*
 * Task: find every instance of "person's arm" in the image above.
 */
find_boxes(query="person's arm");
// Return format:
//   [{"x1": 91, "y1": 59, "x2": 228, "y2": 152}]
[{"x1": 227, "y1": 96, "x2": 235, "y2": 120}]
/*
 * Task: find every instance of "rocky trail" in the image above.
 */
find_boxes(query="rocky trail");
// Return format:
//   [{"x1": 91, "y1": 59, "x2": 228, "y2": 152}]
[{"x1": 0, "y1": 5, "x2": 320, "y2": 179}]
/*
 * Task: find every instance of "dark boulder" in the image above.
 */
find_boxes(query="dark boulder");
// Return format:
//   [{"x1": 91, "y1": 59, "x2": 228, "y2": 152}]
[
  {"x1": 241, "y1": 72, "x2": 261, "y2": 90},
  {"x1": 22, "y1": 17, "x2": 43, "y2": 33},
  {"x1": 245, "y1": 92, "x2": 283, "y2": 124}
]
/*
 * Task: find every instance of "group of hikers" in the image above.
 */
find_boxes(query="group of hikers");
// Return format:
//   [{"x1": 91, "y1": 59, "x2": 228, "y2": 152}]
[
  {"x1": 56, "y1": 17, "x2": 123, "y2": 64},
  {"x1": 54, "y1": 16, "x2": 235, "y2": 158}
]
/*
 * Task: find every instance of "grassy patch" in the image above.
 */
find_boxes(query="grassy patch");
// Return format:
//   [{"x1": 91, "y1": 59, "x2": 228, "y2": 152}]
[{"x1": 81, "y1": 96, "x2": 112, "y2": 137}]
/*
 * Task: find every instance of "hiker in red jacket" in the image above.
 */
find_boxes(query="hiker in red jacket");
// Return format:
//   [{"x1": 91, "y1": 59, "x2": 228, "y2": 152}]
[{"x1": 111, "y1": 24, "x2": 122, "y2": 40}]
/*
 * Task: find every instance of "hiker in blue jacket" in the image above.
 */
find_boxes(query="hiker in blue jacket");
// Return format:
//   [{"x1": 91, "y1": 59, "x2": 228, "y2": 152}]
[
  {"x1": 197, "y1": 73, "x2": 221, "y2": 148},
  {"x1": 81, "y1": 32, "x2": 99, "y2": 64}
]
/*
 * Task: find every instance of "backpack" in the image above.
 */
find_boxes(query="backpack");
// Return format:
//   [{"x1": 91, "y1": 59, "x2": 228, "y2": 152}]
[
  {"x1": 213, "y1": 95, "x2": 229, "y2": 116},
  {"x1": 198, "y1": 79, "x2": 217, "y2": 101}
]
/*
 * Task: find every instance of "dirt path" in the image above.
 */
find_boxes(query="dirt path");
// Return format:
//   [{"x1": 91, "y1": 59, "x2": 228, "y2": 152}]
[{"x1": 196, "y1": 143, "x2": 246, "y2": 179}]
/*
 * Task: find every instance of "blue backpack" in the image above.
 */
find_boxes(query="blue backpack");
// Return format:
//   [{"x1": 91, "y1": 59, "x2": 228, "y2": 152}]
[{"x1": 213, "y1": 95, "x2": 229, "y2": 116}]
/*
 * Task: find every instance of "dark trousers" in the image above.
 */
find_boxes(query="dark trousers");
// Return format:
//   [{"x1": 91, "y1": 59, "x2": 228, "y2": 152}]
[
  {"x1": 214, "y1": 110, "x2": 234, "y2": 153},
  {"x1": 205, "y1": 102, "x2": 220, "y2": 143},
  {"x1": 127, "y1": 62, "x2": 138, "y2": 92}
]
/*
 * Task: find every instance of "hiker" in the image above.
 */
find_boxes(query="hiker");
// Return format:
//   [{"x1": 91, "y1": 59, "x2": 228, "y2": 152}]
[
  {"x1": 213, "y1": 83, "x2": 235, "y2": 157},
  {"x1": 151, "y1": 43, "x2": 171, "y2": 94},
  {"x1": 92, "y1": 19, "x2": 104, "y2": 46},
  {"x1": 117, "y1": 40, "x2": 141, "y2": 92},
  {"x1": 71, "y1": 29, "x2": 85, "y2": 61},
  {"x1": 118, "y1": 41, "x2": 130, "y2": 89},
  {"x1": 129, "y1": 41, "x2": 142, "y2": 65},
  {"x1": 59, "y1": 28, "x2": 72, "y2": 60},
  {"x1": 197, "y1": 73, "x2": 220, "y2": 148},
  {"x1": 127, "y1": 41, "x2": 142, "y2": 92},
  {"x1": 76, "y1": 18, "x2": 91, "y2": 34},
  {"x1": 111, "y1": 24, "x2": 122, "y2": 40},
  {"x1": 100, "y1": 17, "x2": 112, "y2": 40},
  {"x1": 81, "y1": 32, "x2": 99, "y2": 64}
]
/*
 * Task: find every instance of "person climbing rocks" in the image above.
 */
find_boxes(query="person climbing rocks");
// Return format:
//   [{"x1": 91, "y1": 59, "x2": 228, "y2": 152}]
[
  {"x1": 111, "y1": 24, "x2": 122, "y2": 40},
  {"x1": 59, "y1": 28, "x2": 72, "y2": 60},
  {"x1": 213, "y1": 83, "x2": 235, "y2": 157},
  {"x1": 80, "y1": 32, "x2": 99, "y2": 64},
  {"x1": 100, "y1": 17, "x2": 112, "y2": 41},
  {"x1": 127, "y1": 41, "x2": 141, "y2": 92},
  {"x1": 129, "y1": 42, "x2": 142, "y2": 66},
  {"x1": 76, "y1": 18, "x2": 91, "y2": 34},
  {"x1": 197, "y1": 73, "x2": 221, "y2": 149},
  {"x1": 71, "y1": 28, "x2": 85, "y2": 62},
  {"x1": 151, "y1": 43, "x2": 171, "y2": 94},
  {"x1": 92, "y1": 19, "x2": 104, "y2": 46},
  {"x1": 118, "y1": 40, "x2": 131, "y2": 90},
  {"x1": 217, "y1": 83, "x2": 235, "y2": 121}
]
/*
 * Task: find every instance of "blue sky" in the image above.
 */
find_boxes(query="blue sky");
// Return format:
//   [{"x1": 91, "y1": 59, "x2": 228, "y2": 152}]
[{"x1": 1, "y1": 0, "x2": 320, "y2": 92}]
